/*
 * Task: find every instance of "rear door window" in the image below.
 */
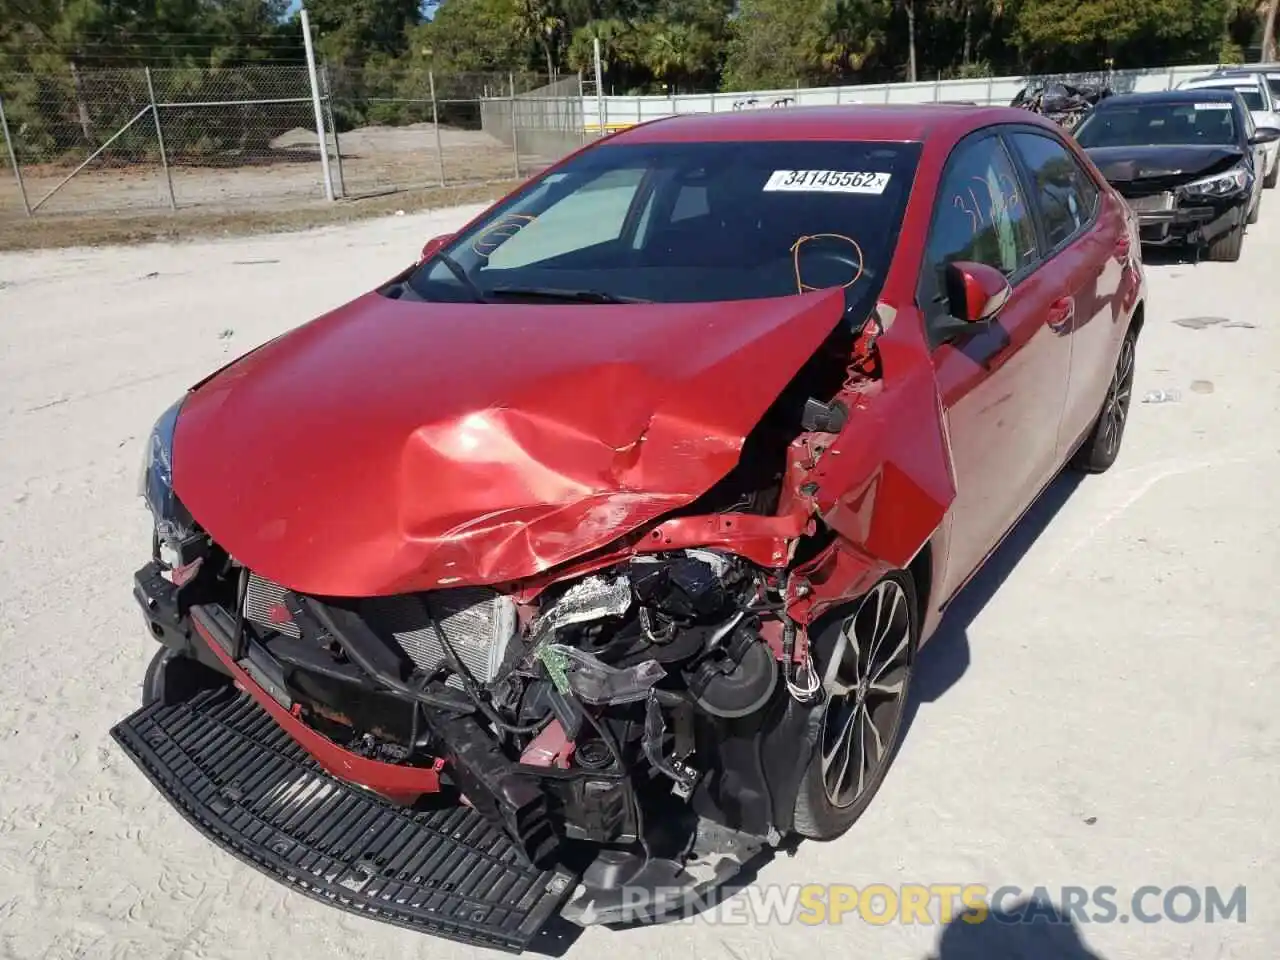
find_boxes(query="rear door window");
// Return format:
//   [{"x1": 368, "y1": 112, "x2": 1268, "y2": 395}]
[{"x1": 1007, "y1": 133, "x2": 1099, "y2": 251}]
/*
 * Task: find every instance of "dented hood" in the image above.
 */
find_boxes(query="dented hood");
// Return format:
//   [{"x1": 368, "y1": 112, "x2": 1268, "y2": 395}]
[
  {"x1": 1084, "y1": 144, "x2": 1245, "y2": 186},
  {"x1": 173, "y1": 289, "x2": 846, "y2": 596}
]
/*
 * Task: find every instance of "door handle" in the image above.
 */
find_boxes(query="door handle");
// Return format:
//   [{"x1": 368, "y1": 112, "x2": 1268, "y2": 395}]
[{"x1": 1047, "y1": 296, "x2": 1074, "y2": 332}]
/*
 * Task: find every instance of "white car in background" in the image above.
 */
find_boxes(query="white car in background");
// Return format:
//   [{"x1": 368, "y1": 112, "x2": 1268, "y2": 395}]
[
  {"x1": 1211, "y1": 64, "x2": 1280, "y2": 101},
  {"x1": 1180, "y1": 73, "x2": 1280, "y2": 187}
]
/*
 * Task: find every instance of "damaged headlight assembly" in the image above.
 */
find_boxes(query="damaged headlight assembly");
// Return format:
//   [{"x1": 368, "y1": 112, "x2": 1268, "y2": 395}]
[
  {"x1": 138, "y1": 396, "x2": 196, "y2": 556},
  {"x1": 1182, "y1": 165, "x2": 1251, "y2": 198}
]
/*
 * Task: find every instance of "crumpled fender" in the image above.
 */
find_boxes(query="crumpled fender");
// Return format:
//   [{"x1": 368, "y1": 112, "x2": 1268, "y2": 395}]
[{"x1": 786, "y1": 304, "x2": 956, "y2": 624}]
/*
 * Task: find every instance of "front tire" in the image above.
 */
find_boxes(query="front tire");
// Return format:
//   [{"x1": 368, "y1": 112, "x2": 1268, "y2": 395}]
[
  {"x1": 792, "y1": 573, "x2": 917, "y2": 840},
  {"x1": 1206, "y1": 224, "x2": 1244, "y2": 262}
]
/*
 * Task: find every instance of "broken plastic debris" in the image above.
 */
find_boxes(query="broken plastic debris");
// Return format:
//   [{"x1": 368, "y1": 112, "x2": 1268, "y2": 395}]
[
  {"x1": 1141, "y1": 389, "x2": 1181, "y2": 404},
  {"x1": 529, "y1": 575, "x2": 632, "y2": 643},
  {"x1": 521, "y1": 576, "x2": 632, "y2": 673},
  {"x1": 543, "y1": 645, "x2": 665, "y2": 705}
]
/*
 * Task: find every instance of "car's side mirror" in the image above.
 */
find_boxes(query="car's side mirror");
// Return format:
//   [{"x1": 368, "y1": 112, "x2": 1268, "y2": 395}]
[
  {"x1": 944, "y1": 260, "x2": 1013, "y2": 325},
  {"x1": 419, "y1": 233, "x2": 456, "y2": 262},
  {"x1": 1250, "y1": 126, "x2": 1280, "y2": 145}
]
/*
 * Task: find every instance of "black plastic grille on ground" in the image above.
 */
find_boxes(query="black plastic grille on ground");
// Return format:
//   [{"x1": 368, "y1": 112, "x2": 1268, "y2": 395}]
[{"x1": 111, "y1": 686, "x2": 576, "y2": 953}]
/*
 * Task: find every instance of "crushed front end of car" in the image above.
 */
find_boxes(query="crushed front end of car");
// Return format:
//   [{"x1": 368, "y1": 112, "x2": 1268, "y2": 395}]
[
  {"x1": 1108, "y1": 162, "x2": 1253, "y2": 249},
  {"x1": 111, "y1": 134, "x2": 960, "y2": 952},
  {"x1": 116, "y1": 296, "x2": 952, "y2": 949}
]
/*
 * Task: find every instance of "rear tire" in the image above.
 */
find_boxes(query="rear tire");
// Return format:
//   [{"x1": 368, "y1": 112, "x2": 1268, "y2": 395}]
[
  {"x1": 1206, "y1": 224, "x2": 1244, "y2": 262},
  {"x1": 1070, "y1": 326, "x2": 1136, "y2": 474},
  {"x1": 792, "y1": 572, "x2": 917, "y2": 841}
]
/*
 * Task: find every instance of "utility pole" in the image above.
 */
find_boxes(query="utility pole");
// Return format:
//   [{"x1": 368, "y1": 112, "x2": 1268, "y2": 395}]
[{"x1": 300, "y1": 7, "x2": 335, "y2": 202}]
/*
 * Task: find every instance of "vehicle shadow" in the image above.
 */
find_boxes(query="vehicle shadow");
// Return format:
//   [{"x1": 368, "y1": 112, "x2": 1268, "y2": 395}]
[
  {"x1": 903, "y1": 469, "x2": 1084, "y2": 730},
  {"x1": 1138, "y1": 245, "x2": 1204, "y2": 267},
  {"x1": 924, "y1": 901, "x2": 1106, "y2": 960}
]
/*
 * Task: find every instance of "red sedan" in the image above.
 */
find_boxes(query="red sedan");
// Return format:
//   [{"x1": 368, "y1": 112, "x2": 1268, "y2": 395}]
[{"x1": 117, "y1": 104, "x2": 1145, "y2": 950}]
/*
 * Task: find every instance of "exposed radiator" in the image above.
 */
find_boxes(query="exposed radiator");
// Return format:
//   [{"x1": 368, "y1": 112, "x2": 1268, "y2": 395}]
[
  {"x1": 243, "y1": 572, "x2": 300, "y2": 638},
  {"x1": 365, "y1": 590, "x2": 518, "y2": 687}
]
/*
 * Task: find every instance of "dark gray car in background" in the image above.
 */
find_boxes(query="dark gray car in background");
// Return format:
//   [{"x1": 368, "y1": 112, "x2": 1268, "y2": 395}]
[{"x1": 1074, "y1": 88, "x2": 1280, "y2": 261}]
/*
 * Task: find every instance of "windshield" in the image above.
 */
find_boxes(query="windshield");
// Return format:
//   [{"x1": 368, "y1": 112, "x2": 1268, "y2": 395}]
[
  {"x1": 1076, "y1": 101, "x2": 1239, "y2": 147},
  {"x1": 404, "y1": 139, "x2": 920, "y2": 306},
  {"x1": 1230, "y1": 88, "x2": 1265, "y2": 110}
]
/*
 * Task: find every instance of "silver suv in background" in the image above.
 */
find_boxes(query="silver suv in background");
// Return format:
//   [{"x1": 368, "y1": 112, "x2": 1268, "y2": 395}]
[
  {"x1": 1180, "y1": 72, "x2": 1280, "y2": 188},
  {"x1": 1211, "y1": 64, "x2": 1280, "y2": 99}
]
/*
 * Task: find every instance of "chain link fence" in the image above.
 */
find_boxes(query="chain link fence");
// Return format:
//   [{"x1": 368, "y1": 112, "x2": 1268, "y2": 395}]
[
  {"x1": 480, "y1": 75, "x2": 589, "y2": 176},
  {"x1": 0, "y1": 55, "x2": 1232, "y2": 226},
  {"x1": 0, "y1": 66, "x2": 321, "y2": 218},
  {"x1": 322, "y1": 67, "x2": 576, "y2": 199},
  {"x1": 0, "y1": 64, "x2": 583, "y2": 222}
]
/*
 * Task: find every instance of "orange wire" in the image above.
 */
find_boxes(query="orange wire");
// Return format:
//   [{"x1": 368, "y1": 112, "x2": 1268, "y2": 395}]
[{"x1": 790, "y1": 233, "x2": 865, "y2": 294}]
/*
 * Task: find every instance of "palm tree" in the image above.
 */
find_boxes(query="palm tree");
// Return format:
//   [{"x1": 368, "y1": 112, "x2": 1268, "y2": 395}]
[
  {"x1": 520, "y1": 0, "x2": 562, "y2": 78},
  {"x1": 1263, "y1": 0, "x2": 1278, "y2": 61},
  {"x1": 643, "y1": 21, "x2": 705, "y2": 92}
]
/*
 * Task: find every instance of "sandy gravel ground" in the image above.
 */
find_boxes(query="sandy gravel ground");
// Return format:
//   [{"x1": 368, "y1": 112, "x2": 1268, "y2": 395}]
[
  {"x1": 1, "y1": 198, "x2": 1277, "y2": 960},
  {"x1": 1, "y1": 124, "x2": 537, "y2": 222}
]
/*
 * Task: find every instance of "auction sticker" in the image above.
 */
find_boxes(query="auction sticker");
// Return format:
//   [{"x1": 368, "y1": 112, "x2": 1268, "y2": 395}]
[
  {"x1": 763, "y1": 170, "x2": 892, "y2": 193},
  {"x1": 1193, "y1": 103, "x2": 1233, "y2": 111}
]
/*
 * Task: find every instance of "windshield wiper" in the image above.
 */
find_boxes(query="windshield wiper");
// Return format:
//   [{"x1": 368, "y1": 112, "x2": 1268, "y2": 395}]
[
  {"x1": 434, "y1": 251, "x2": 490, "y2": 304},
  {"x1": 488, "y1": 285, "x2": 651, "y2": 304}
]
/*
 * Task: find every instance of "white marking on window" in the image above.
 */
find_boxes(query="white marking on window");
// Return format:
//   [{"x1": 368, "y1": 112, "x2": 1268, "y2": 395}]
[{"x1": 763, "y1": 170, "x2": 892, "y2": 194}]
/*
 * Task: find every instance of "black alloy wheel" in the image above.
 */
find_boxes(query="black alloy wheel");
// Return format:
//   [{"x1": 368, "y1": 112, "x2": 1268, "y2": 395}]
[{"x1": 793, "y1": 572, "x2": 917, "y2": 840}]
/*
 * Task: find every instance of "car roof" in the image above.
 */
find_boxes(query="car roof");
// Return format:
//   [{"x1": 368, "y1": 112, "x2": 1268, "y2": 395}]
[
  {"x1": 1215, "y1": 64, "x2": 1280, "y2": 75},
  {"x1": 607, "y1": 104, "x2": 1046, "y2": 145},
  {"x1": 1184, "y1": 75, "x2": 1262, "y2": 89},
  {"x1": 1094, "y1": 89, "x2": 1241, "y2": 107}
]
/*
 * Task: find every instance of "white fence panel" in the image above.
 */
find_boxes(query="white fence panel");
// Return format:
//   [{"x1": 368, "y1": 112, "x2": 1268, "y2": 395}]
[{"x1": 579, "y1": 62, "x2": 1225, "y2": 132}]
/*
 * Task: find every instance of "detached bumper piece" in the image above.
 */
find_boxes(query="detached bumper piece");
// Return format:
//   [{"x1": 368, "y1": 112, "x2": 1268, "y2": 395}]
[
  {"x1": 110, "y1": 686, "x2": 576, "y2": 953},
  {"x1": 1134, "y1": 200, "x2": 1239, "y2": 247}
]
